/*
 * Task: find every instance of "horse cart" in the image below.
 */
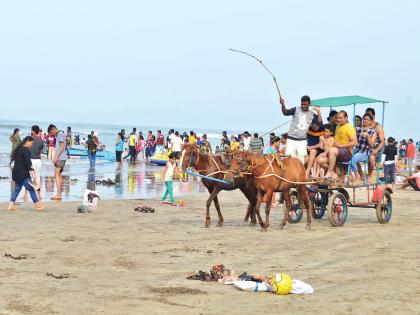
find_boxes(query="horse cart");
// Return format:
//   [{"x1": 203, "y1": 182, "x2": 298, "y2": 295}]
[
  {"x1": 288, "y1": 95, "x2": 392, "y2": 227},
  {"x1": 288, "y1": 181, "x2": 393, "y2": 227}
]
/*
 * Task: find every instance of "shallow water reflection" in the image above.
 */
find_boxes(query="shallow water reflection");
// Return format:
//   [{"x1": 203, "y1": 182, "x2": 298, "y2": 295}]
[{"x1": 0, "y1": 160, "x2": 206, "y2": 202}]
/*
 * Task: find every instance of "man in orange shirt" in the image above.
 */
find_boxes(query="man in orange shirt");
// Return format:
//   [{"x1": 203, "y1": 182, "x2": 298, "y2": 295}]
[{"x1": 407, "y1": 138, "x2": 416, "y2": 176}]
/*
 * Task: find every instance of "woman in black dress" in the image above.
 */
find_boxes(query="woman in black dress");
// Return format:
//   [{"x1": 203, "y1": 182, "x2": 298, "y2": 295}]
[{"x1": 8, "y1": 136, "x2": 44, "y2": 211}]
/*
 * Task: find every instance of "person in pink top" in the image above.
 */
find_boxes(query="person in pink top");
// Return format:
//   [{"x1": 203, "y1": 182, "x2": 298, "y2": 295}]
[
  {"x1": 46, "y1": 133, "x2": 56, "y2": 160},
  {"x1": 400, "y1": 165, "x2": 420, "y2": 191},
  {"x1": 406, "y1": 139, "x2": 416, "y2": 176}
]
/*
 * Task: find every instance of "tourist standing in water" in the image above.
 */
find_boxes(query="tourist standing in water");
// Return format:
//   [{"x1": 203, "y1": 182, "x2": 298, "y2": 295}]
[
  {"x1": 66, "y1": 127, "x2": 72, "y2": 158},
  {"x1": 9, "y1": 128, "x2": 21, "y2": 156},
  {"x1": 115, "y1": 132, "x2": 125, "y2": 167},
  {"x1": 128, "y1": 128, "x2": 137, "y2": 163},
  {"x1": 46, "y1": 132, "x2": 56, "y2": 160},
  {"x1": 84, "y1": 134, "x2": 98, "y2": 169},
  {"x1": 48, "y1": 124, "x2": 67, "y2": 201},
  {"x1": 8, "y1": 136, "x2": 44, "y2": 211}
]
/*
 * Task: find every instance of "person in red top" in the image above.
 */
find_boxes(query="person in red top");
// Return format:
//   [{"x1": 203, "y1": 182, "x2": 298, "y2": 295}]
[
  {"x1": 407, "y1": 139, "x2": 416, "y2": 176},
  {"x1": 46, "y1": 133, "x2": 56, "y2": 160},
  {"x1": 154, "y1": 130, "x2": 165, "y2": 153}
]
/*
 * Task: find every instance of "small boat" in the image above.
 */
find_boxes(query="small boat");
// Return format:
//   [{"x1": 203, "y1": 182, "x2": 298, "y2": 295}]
[
  {"x1": 68, "y1": 147, "x2": 116, "y2": 161},
  {"x1": 149, "y1": 153, "x2": 169, "y2": 166}
]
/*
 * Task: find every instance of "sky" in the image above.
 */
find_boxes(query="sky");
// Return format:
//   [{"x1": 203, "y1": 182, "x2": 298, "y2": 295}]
[{"x1": 0, "y1": 0, "x2": 419, "y2": 139}]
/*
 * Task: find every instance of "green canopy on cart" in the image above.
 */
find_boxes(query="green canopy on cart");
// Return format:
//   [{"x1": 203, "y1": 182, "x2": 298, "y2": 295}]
[{"x1": 311, "y1": 95, "x2": 388, "y2": 107}]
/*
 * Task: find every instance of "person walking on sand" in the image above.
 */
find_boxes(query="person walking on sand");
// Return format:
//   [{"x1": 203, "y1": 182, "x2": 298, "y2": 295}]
[
  {"x1": 23, "y1": 125, "x2": 44, "y2": 202},
  {"x1": 48, "y1": 124, "x2": 67, "y2": 201},
  {"x1": 383, "y1": 137, "x2": 398, "y2": 187},
  {"x1": 8, "y1": 136, "x2": 44, "y2": 211},
  {"x1": 9, "y1": 128, "x2": 21, "y2": 155},
  {"x1": 280, "y1": 95, "x2": 322, "y2": 164},
  {"x1": 161, "y1": 153, "x2": 177, "y2": 205}
]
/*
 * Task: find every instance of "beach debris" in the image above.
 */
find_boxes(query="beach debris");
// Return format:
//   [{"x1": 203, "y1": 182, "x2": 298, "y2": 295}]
[
  {"x1": 187, "y1": 265, "x2": 314, "y2": 295},
  {"x1": 186, "y1": 264, "x2": 234, "y2": 282},
  {"x1": 0, "y1": 176, "x2": 9, "y2": 180},
  {"x1": 46, "y1": 272, "x2": 70, "y2": 279},
  {"x1": 77, "y1": 205, "x2": 92, "y2": 213},
  {"x1": 80, "y1": 189, "x2": 99, "y2": 212},
  {"x1": 134, "y1": 206, "x2": 155, "y2": 213},
  {"x1": 70, "y1": 178, "x2": 79, "y2": 183},
  {"x1": 95, "y1": 178, "x2": 119, "y2": 185},
  {"x1": 4, "y1": 253, "x2": 29, "y2": 260}
]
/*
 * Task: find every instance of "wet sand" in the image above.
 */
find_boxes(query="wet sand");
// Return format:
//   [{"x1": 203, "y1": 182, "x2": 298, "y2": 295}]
[
  {"x1": 0, "y1": 159, "x2": 206, "y2": 202},
  {"x1": 0, "y1": 187, "x2": 419, "y2": 314}
]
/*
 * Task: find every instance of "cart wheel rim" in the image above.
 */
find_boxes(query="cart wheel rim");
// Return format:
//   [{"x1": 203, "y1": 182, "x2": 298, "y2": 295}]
[
  {"x1": 380, "y1": 193, "x2": 392, "y2": 222},
  {"x1": 289, "y1": 192, "x2": 302, "y2": 221},
  {"x1": 332, "y1": 195, "x2": 347, "y2": 224}
]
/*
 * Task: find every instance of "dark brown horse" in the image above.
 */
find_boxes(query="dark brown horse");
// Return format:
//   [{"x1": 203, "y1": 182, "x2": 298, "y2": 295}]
[
  {"x1": 226, "y1": 151, "x2": 313, "y2": 230},
  {"x1": 180, "y1": 144, "x2": 257, "y2": 227}
]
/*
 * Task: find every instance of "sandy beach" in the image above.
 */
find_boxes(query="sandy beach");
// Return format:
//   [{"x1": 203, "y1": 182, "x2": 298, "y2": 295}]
[{"x1": 0, "y1": 187, "x2": 419, "y2": 315}]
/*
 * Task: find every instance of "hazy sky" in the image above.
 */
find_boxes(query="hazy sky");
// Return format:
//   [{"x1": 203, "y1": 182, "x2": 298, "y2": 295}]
[{"x1": 0, "y1": 0, "x2": 419, "y2": 139}]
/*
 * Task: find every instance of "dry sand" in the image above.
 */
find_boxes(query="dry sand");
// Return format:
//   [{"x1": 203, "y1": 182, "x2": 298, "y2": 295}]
[{"x1": 0, "y1": 188, "x2": 419, "y2": 315}]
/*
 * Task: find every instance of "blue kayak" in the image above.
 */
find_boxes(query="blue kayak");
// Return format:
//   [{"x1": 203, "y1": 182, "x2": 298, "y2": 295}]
[{"x1": 68, "y1": 148, "x2": 116, "y2": 161}]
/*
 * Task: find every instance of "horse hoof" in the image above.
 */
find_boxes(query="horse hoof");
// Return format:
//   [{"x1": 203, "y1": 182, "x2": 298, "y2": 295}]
[
  {"x1": 249, "y1": 221, "x2": 257, "y2": 226},
  {"x1": 260, "y1": 228, "x2": 268, "y2": 232},
  {"x1": 306, "y1": 225, "x2": 311, "y2": 230},
  {"x1": 279, "y1": 224, "x2": 285, "y2": 230},
  {"x1": 216, "y1": 222, "x2": 223, "y2": 227}
]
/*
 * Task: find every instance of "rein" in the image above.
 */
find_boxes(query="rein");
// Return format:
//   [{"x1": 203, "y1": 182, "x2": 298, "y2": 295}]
[{"x1": 238, "y1": 155, "x2": 317, "y2": 185}]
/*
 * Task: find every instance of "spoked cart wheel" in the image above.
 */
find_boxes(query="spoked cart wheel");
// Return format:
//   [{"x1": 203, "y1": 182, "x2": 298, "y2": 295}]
[
  {"x1": 287, "y1": 190, "x2": 304, "y2": 223},
  {"x1": 312, "y1": 191, "x2": 328, "y2": 219},
  {"x1": 327, "y1": 193, "x2": 348, "y2": 227},
  {"x1": 376, "y1": 190, "x2": 392, "y2": 223}
]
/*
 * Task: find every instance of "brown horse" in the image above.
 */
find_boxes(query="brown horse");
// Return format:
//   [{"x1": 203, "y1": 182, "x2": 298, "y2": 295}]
[
  {"x1": 180, "y1": 144, "x2": 257, "y2": 227},
  {"x1": 226, "y1": 151, "x2": 313, "y2": 230}
]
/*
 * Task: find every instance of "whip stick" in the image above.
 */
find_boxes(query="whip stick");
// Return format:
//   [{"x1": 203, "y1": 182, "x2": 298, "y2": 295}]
[
  {"x1": 229, "y1": 48, "x2": 281, "y2": 98},
  {"x1": 229, "y1": 48, "x2": 288, "y2": 137}
]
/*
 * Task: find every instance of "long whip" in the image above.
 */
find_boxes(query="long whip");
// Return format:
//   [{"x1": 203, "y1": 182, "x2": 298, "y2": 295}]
[{"x1": 229, "y1": 48, "x2": 289, "y2": 137}]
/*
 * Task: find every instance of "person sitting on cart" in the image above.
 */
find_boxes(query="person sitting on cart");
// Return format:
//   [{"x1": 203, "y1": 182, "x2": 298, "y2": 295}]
[
  {"x1": 399, "y1": 165, "x2": 420, "y2": 191},
  {"x1": 324, "y1": 110, "x2": 357, "y2": 181},
  {"x1": 312, "y1": 124, "x2": 335, "y2": 178},
  {"x1": 365, "y1": 108, "x2": 385, "y2": 180},
  {"x1": 350, "y1": 113, "x2": 377, "y2": 184},
  {"x1": 325, "y1": 110, "x2": 338, "y2": 135},
  {"x1": 305, "y1": 121, "x2": 324, "y2": 178}
]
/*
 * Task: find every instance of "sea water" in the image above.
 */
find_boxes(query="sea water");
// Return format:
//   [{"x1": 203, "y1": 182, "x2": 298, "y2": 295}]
[{"x1": 0, "y1": 119, "x2": 242, "y2": 202}]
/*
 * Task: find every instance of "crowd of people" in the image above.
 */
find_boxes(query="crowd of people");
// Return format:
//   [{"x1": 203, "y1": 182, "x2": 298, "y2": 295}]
[{"x1": 6, "y1": 107, "x2": 420, "y2": 210}]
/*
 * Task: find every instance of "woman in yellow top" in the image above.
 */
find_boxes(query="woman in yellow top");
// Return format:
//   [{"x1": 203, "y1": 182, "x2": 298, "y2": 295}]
[
  {"x1": 188, "y1": 131, "x2": 197, "y2": 145},
  {"x1": 230, "y1": 136, "x2": 240, "y2": 152}
]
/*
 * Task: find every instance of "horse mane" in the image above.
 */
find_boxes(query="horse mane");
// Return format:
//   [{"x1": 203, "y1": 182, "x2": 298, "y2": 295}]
[{"x1": 235, "y1": 151, "x2": 265, "y2": 167}]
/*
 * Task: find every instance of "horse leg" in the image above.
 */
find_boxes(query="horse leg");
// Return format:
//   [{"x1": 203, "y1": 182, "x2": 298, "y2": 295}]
[
  {"x1": 299, "y1": 184, "x2": 313, "y2": 230},
  {"x1": 263, "y1": 191, "x2": 273, "y2": 229},
  {"x1": 204, "y1": 185, "x2": 214, "y2": 227},
  {"x1": 212, "y1": 192, "x2": 224, "y2": 227},
  {"x1": 280, "y1": 190, "x2": 292, "y2": 229},
  {"x1": 239, "y1": 186, "x2": 256, "y2": 225},
  {"x1": 254, "y1": 190, "x2": 265, "y2": 230}
]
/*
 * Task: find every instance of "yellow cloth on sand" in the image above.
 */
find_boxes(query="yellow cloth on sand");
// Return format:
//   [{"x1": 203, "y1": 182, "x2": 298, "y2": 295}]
[{"x1": 334, "y1": 123, "x2": 355, "y2": 152}]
